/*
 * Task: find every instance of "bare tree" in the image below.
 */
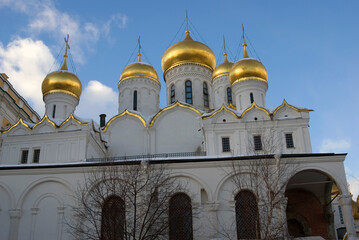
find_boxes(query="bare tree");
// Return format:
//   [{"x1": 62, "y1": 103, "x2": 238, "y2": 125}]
[
  {"x1": 68, "y1": 160, "x2": 183, "y2": 240},
  {"x1": 218, "y1": 128, "x2": 298, "y2": 240}
]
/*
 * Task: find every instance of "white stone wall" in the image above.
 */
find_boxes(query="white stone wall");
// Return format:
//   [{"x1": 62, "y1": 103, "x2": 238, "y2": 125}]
[
  {"x1": 44, "y1": 93, "x2": 79, "y2": 119},
  {"x1": 232, "y1": 79, "x2": 268, "y2": 110},
  {"x1": 212, "y1": 75, "x2": 231, "y2": 109},
  {"x1": 105, "y1": 115, "x2": 147, "y2": 157},
  {"x1": 164, "y1": 64, "x2": 213, "y2": 111},
  {"x1": 118, "y1": 77, "x2": 160, "y2": 116},
  {"x1": 203, "y1": 107, "x2": 312, "y2": 156},
  {"x1": 0, "y1": 154, "x2": 350, "y2": 240}
]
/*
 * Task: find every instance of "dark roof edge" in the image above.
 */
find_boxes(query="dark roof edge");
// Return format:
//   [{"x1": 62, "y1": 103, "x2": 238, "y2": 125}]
[{"x1": 0, "y1": 153, "x2": 347, "y2": 170}]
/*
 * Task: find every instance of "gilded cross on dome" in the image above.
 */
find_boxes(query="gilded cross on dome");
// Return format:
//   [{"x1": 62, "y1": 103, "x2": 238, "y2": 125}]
[
  {"x1": 64, "y1": 34, "x2": 70, "y2": 56},
  {"x1": 60, "y1": 34, "x2": 70, "y2": 70},
  {"x1": 242, "y1": 24, "x2": 249, "y2": 58},
  {"x1": 138, "y1": 36, "x2": 141, "y2": 62}
]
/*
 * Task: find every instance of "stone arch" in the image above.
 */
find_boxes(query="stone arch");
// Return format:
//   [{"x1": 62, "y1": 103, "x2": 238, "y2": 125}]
[
  {"x1": 17, "y1": 177, "x2": 75, "y2": 240},
  {"x1": 0, "y1": 181, "x2": 16, "y2": 209},
  {"x1": 285, "y1": 166, "x2": 347, "y2": 195},
  {"x1": 33, "y1": 192, "x2": 64, "y2": 209},
  {"x1": 0, "y1": 181, "x2": 15, "y2": 240},
  {"x1": 285, "y1": 168, "x2": 343, "y2": 239},
  {"x1": 170, "y1": 172, "x2": 213, "y2": 203},
  {"x1": 215, "y1": 169, "x2": 268, "y2": 203},
  {"x1": 17, "y1": 176, "x2": 75, "y2": 209}
]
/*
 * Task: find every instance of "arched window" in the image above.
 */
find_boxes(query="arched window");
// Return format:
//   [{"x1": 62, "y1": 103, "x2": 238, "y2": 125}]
[
  {"x1": 235, "y1": 190, "x2": 260, "y2": 240},
  {"x1": 101, "y1": 196, "x2": 125, "y2": 240},
  {"x1": 203, "y1": 82, "x2": 209, "y2": 107},
  {"x1": 52, "y1": 104, "x2": 56, "y2": 118},
  {"x1": 185, "y1": 80, "x2": 192, "y2": 104},
  {"x1": 227, "y1": 87, "x2": 232, "y2": 104},
  {"x1": 133, "y1": 90, "x2": 138, "y2": 111},
  {"x1": 169, "y1": 193, "x2": 193, "y2": 240},
  {"x1": 171, "y1": 84, "x2": 175, "y2": 104},
  {"x1": 250, "y1": 92, "x2": 254, "y2": 104}
]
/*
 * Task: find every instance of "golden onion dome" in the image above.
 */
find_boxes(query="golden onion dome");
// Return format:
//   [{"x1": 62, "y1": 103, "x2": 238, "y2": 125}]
[
  {"x1": 229, "y1": 43, "x2": 268, "y2": 86},
  {"x1": 42, "y1": 54, "x2": 82, "y2": 99},
  {"x1": 161, "y1": 30, "x2": 216, "y2": 74},
  {"x1": 119, "y1": 53, "x2": 160, "y2": 85},
  {"x1": 212, "y1": 53, "x2": 233, "y2": 81}
]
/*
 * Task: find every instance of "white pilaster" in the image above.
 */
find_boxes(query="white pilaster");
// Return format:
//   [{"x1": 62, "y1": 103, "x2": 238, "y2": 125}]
[{"x1": 339, "y1": 194, "x2": 359, "y2": 240}]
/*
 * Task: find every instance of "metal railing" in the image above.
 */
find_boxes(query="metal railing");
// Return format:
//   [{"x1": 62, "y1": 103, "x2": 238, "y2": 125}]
[{"x1": 86, "y1": 151, "x2": 207, "y2": 162}]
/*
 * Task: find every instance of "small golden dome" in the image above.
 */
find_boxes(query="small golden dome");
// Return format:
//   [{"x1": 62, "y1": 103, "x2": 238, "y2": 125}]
[
  {"x1": 229, "y1": 43, "x2": 268, "y2": 85},
  {"x1": 161, "y1": 30, "x2": 216, "y2": 74},
  {"x1": 119, "y1": 53, "x2": 160, "y2": 85},
  {"x1": 212, "y1": 53, "x2": 233, "y2": 81},
  {"x1": 42, "y1": 54, "x2": 82, "y2": 99}
]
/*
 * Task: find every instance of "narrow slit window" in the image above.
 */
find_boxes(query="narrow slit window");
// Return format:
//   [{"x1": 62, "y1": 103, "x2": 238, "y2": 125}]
[
  {"x1": 227, "y1": 87, "x2": 232, "y2": 104},
  {"x1": 222, "y1": 137, "x2": 230, "y2": 152},
  {"x1": 171, "y1": 84, "x2": 175, "y2": 104},
  {"x1": 21, "y1": 150, "x2": 29, "y2": 164},
  {"x1": 285, "y1": 133, "x2": 294, "y2": 148},
  {"x1": 250, "y1": 93, "x2": 254, "y2": 104},
  {"x1": 203, "y1": 82, "x2": 209, "y2": 107},
  {"x1": 33, "y1": 149, "x2": 40, "y2": 163},
  {"x1": 52, "y1": 104, "x2": 56, "y2": 118},
  {"x1": 253, "y1": 135, "x2": 262, "y2": 151},
  {"x1": 185, "y1": 80, "x2": 192, "y2": 104},
  {"x1": 133, "y1": 90, "x2": 138, "y2": 111}
]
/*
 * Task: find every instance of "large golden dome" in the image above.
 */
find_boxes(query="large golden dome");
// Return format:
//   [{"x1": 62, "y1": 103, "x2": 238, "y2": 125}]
[
  {"x1": 212, "y1": 53, "x2": 233, "y2": 81},
  {"x1": 161, "y1": 30, "x2": 216, "y2": 74},
  {"x1": 42, "y1": 55, "x2": 82, "y2": 99},
  {"x1": 119, "y1": 53, "x2": 160, "y2": 85},
  {"x1": 229, "y1": 43, "x2": 268, "y2": 85}
]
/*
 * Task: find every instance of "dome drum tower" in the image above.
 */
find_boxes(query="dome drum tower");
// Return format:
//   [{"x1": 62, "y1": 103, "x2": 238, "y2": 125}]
[
  {"x1": 118, "y1": 52, "x2": 160, "y2": 116},
  {"x1": 162, "y1": 30, "x2": 216, "y2": 111},
  {"x1": 229, "y1": 42, "x2": 268, "y2": 110},
  {"x1": 212, "y1": 52, "x2": 233, "y2": 109},
  {"x1": 41, "y1": 38, "x2": 82, "y2": 119}
]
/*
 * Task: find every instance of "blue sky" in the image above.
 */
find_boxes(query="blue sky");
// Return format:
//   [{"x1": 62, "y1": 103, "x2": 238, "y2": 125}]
[{"x1": 0, "y1": 0, "x2": 358, "y2": 195}]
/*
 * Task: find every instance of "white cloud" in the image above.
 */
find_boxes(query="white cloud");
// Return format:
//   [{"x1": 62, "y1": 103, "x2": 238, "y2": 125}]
[
  {"x1": 76, "y1": 81, "x2": 117, "y2": 122},
  {"x1": 348, "y1": 177, "x2": 359, "y2": 200},
  {"x1": 27, "y1": 3, "x2": 99, "y2": 64},
  {"x1": 0, "y1": 38, "x2": 55, "y2": 115},
  {"x1": 1, "y1": 0, "x2": 127, "y2": 64},
  {"x1": 319, "y1": 139, "x2": 350, "y2": 153},
  {"x1": 103, "y1": 13, "x2": 128, "y2": 36}
]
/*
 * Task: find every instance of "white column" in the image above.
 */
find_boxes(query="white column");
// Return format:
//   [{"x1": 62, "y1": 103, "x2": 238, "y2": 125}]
[
  {"x1": 30, "y1": 208, "x2": 39, "y2": 240},
  {"x1": 339, "y1": 194, "x2": 359, "y2": 240},
  {"x1": 57, "y1": 207, "x2": 65, "y2": 240},
  {"x1": 204, "y1": 202, "x2": 220, "y2": 239},
  {"x1": 8, "y1": 209, "x2": 21, "y2": 240},
  {"x1": 280, "y1": 197, "x2": 289, "y2": 240}
]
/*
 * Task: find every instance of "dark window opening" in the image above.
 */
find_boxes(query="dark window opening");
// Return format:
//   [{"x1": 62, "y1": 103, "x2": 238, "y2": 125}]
[
  {"x1": 101, "y1": 196, "x2": 125, "y2": 240},
  {"x1": 285, "y1": 133, "x2": 294, "y2": 148},
  {"x1": 253, "y1": 135, "x2": 262, "y2": 151},
  {"x1": 52, "y1": 105, "x2": 56, "y2": 118},
  {"x1": 235, "y1": 190, "x2": 260, "y2": 240},
  {"x1": 169, "y1": 193, "x2": 193, "y2": 240},
  {"x1": 222, "y1": 137, "x2": 230, "y2": 152},
  {"x1": 250, "y1": 92, "x2": 254, "y2": 104},
  {"x1": 203, "y1": 82, "x2": 209, "y2": 107},
  {"x1": 21, "y1": 150, "x2": 29, "y2": 164},
  {"x1": 185, "y1": 80, "x2": 192, "y2": 104},
  {"x1": 227, "y1": 87, "x2": 232, "y2": 104},
  {"x1": 133, "y1": 90, "x2": 138, "y2": 111},
  {"x1": 33, "y1": 149, "x2": 40, "y2": 163},
  {"x1": 171, "y1": 84, "x2": 175, "y2": 104}
]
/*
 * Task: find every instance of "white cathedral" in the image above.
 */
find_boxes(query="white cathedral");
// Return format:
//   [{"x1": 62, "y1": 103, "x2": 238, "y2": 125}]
[{"x1": 0, "y1": 28, "x2": 357, "y2": 240}]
